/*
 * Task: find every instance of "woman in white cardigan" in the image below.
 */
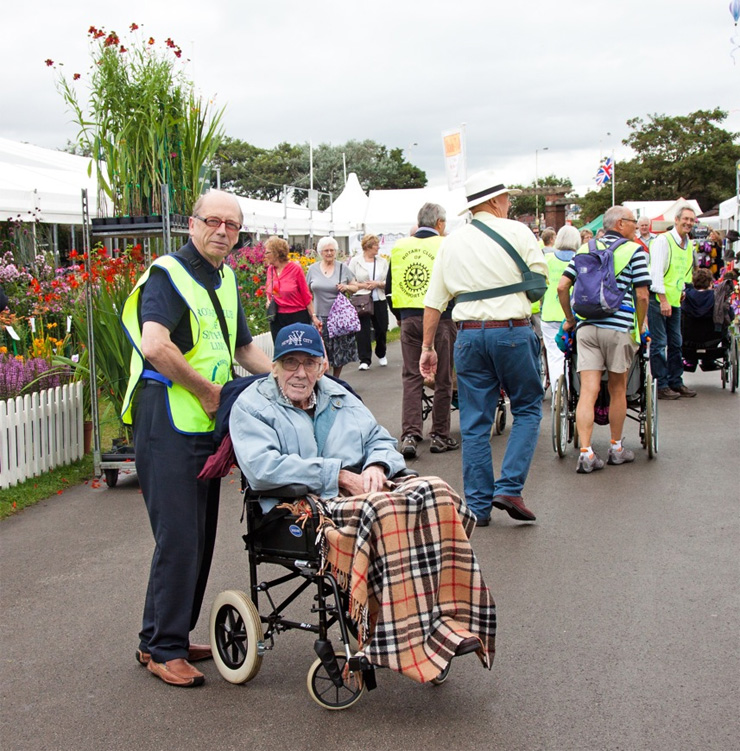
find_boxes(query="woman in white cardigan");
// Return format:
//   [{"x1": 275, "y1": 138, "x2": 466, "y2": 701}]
[{"x1": 348, "y1": 234, "x2": 390, "y2": 370}]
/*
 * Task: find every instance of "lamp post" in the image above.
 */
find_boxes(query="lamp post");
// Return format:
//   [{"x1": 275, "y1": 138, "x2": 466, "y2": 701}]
[{"x1": 535, "y1": 147, "x2": 548, "y2": 231}]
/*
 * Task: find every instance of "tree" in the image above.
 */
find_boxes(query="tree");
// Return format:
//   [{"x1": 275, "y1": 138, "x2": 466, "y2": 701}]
[
  {"x1": 213, "y1": 138, "x2": 304, "y2": 201},
  {"x1": 577, "y1": 108, "x2": 740, "y2": 221},
  {"x1": 212, "y1": 137, "x2": 426, "y2": 208},
  {"x1": 622, "y1": 108, "x2": 738, "y2": 210},
  {"x1": 577, "y1": 185, "x2": 613, "y2": 224}
]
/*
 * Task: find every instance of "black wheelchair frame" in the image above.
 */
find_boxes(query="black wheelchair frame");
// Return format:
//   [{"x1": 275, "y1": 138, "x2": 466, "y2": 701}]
[
  {"x1": 551, "y1": 332, "x2": 658, "y2": 459},
  {"x1": 208, "y1": 471, "x2": 453, "y2": 709}
]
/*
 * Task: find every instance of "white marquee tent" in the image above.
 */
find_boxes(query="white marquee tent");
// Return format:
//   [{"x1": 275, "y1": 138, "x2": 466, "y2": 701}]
[{"x1": 0, "y1": 138, "x2": 99, "y2": 225}]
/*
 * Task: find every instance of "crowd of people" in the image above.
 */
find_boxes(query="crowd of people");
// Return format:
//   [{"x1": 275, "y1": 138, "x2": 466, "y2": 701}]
[{"x1": 120, "y1": 180, "x2": 737, "y2": 689}]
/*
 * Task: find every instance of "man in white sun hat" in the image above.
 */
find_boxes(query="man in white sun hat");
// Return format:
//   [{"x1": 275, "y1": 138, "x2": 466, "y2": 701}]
[{"x1": 420, "y1": 170, "x2": 547, "y2": 527}]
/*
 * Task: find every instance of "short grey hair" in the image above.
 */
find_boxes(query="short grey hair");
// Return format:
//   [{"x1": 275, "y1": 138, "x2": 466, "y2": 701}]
[
  {"x1": 675, "y1": 205, "x2": 696, "y2": 222},
  {"x1": 417, "y1": 202, "x2": 446, "y2": 228},
  {"x1": 554, "y1": 225, "x2": 582, "y2": 251},
  {"x1": 316, "y1": 236, "x2": 338, "y2": 253},
  {"x1": 603, "y1": 205, "x2": 630, "y2": 231}
]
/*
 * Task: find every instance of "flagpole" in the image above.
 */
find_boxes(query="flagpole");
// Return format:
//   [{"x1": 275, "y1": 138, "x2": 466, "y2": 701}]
[{"x1": 611, "y1": 149, "x2": 616, "y2": 206}]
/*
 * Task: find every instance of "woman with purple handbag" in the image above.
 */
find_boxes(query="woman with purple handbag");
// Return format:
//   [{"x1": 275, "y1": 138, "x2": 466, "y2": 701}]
[{"x1": 306, "y1": 236, "x2": 360, "y2": 377}]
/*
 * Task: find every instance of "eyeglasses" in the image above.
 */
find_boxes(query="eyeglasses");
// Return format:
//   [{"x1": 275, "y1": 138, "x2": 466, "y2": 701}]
[
  {"x1": 194, "y1": 215, "x2": 242, "y2": 233},
  {"x1": 621, "y1": 217, "x2": 638, "y2": 224},
  {"x1": 280, "y1": 356, "x2": 323, "y2": 373}
]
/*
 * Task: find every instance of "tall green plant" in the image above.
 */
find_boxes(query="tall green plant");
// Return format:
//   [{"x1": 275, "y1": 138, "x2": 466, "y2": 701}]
[{"x1": 49, "y1": 24, "x2": 224, "y2": 216}]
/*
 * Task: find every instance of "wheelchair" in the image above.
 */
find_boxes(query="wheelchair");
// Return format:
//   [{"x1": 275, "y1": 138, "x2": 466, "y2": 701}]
[
  {"x1": 682, "y1": 315, "x2": 739, "y2": 394},
  {"x1": 422, "y1": 386, "x2": 508, "y2": 436},
  {"x1": 207, "y1": 469, "x2": 476, "y2": 710},
  {"x1": 551, "y1": 329, "x2": 658, "y2": 459}
]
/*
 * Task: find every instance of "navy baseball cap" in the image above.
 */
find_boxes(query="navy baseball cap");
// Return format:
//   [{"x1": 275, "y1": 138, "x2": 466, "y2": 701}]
[{"x1": 273, "y1": 324, "x2": 324, "y2": 361}]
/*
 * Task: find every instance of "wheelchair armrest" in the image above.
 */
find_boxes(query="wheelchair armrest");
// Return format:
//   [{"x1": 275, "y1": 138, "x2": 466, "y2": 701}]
[
  {"x1": 246, "y1": 483, "x2": 312, "y2": 499},
  {"x1": 392, "y1": 468, "x2": 419, "y2": 480}
]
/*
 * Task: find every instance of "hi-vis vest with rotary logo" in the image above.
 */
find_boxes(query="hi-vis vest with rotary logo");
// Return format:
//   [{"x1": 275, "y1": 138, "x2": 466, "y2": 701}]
[
  {"x1": 120, "y1": 254, "x2": 238, "y2": 434},
  {"x1": 389, "y1": 235, "x2": 443, "y2": 309}
]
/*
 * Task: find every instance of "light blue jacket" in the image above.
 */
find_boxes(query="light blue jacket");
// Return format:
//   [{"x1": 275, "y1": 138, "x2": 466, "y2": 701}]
[{"x1": 230, "y1": 375, "x2": 406, "y2": 500}]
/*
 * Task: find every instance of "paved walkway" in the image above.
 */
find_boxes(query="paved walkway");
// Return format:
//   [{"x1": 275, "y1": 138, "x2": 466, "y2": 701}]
[{"x1": 1, "y1": 341, "x2": 738, "y2": 751}]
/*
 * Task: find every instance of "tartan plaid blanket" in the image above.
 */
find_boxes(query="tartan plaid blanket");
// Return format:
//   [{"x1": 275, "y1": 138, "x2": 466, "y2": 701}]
[{"x1": 319, "y1": 475, "x2": 496, "y2": 683}]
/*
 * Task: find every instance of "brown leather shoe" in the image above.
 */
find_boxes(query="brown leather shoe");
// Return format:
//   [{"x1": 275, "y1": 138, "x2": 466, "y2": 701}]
[
  {"x1": 136, "y1": 643, "x2": 212, "y2": 666},
  {"x1": 674, "y1": 385, "x2": 697, "y2": 398},
  {"x1": 147, "y1": 658, "x2": 205, "y2": 687},
  {"x1": 657, "y1": 387, "x2": 680, "y2": 400},
  {"x1": 492, "y1": 494, "x2": 536, "y2": 522}
]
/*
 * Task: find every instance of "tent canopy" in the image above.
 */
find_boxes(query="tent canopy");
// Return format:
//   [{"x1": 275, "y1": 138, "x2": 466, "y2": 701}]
[{"x1": 0, "y1": 138, "x2": 99, "y2": 225}]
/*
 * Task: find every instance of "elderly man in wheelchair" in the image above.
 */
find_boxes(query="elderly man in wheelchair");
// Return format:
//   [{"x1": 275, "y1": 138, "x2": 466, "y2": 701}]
[{"x1": 226, "y1": 324, "x2": 495, "y2": 703}]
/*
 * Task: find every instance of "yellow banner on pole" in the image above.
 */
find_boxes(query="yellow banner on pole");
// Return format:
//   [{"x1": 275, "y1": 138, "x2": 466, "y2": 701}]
[{"x1": 442, "y1": 127, "x2": 466, "y2": 190}]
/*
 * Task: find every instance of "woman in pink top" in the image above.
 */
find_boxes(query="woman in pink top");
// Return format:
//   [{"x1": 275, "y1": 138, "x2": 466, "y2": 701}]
[{"x1": 264, "y1": 236, "x2": 320, "y2": 342}]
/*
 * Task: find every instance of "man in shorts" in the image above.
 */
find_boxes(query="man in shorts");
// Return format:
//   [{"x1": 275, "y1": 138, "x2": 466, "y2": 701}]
[{"x1": 557, "y1": 206, "x2": 651, "y2": 473}]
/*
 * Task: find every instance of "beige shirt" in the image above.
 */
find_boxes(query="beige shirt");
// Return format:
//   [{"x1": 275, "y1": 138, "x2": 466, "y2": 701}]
[{"x1": 424, "y1": 212, "x2": 548, "y2": 321}]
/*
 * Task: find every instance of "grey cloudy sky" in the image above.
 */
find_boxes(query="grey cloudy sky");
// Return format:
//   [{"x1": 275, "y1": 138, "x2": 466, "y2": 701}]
[{"x1": 2, "y1": 0, "x2": 739, "y2": 202}]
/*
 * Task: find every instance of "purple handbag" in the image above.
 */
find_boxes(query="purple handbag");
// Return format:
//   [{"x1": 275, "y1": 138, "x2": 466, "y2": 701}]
[{"x1": 326, "y1": 266, "x2": 361, "y2": 338}]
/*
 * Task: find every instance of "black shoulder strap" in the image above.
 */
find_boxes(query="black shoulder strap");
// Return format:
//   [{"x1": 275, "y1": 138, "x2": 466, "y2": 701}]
[
  {"x1": 455, "y1": 220, "x2": 542, "y2": 303},
  {"x1": 471, "y1": 219, "x2": 529, "y2": 274},
  {"x1": 184, "y1": 249, "x2": 237, "y2": 378}
]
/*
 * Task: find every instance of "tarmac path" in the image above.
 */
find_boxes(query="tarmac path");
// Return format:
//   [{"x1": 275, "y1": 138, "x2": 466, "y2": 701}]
[{"x1": 1, "y1": 341, "x2": 738, "y2": 751}]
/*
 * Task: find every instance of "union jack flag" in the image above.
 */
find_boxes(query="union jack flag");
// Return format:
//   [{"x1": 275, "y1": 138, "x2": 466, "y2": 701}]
[{"x1": 595, "y1": 157, "x2": 614, "y2": 186}]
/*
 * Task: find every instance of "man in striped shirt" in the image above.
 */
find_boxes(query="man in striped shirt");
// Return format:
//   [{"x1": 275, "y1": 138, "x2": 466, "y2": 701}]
[{"x1": 557, "y1": 206, "x2": 651, "y2": 474}]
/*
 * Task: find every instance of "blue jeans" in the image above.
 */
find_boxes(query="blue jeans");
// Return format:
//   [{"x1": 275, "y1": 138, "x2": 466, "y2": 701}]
[
  {"x1": 648, "y1": 299, "x2": 684, "y2": 389},
  {"x1": 454, "y1": 323, "x2": 543, "y2": 520}
]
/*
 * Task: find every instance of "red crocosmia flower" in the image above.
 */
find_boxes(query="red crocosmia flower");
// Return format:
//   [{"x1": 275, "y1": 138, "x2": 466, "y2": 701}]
[
  {"x1": 88, "y1": 26, "x2": 98, "y2": 35},
  {"x1": 45, "y1": 59, "x2": 54, "y2": 66},
  {"x1": 174, "y1": 49, "x2": 182, "y2": 58},
  {"x1": 252, "y1": 275, "x2": 261, "y2": 284},
  {"x1": 148, "y1": 37, "x2": 155, "y2": 45},
  {"x1": 73, "y1": 73, "x2": 81, "y2": 80},
  {"x1": 119, "y1": 45, "x2": 127, "y2": 53},
  {"x1": 129, "y1": 22, "x2": 139, "y2": 31},
  {"x1": 255, "y1": 288, "x2": 264, "y2": 298}
]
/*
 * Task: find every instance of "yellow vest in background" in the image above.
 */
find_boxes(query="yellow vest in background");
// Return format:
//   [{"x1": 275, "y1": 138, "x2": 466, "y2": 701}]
[{"x1": 389, "y1": 235, "x2": 443, "y2": 309}]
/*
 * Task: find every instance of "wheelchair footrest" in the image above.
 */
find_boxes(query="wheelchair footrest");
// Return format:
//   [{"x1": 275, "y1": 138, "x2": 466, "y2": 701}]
[{"x1": 348, "y1": 655, "x2": 373, "y2": 672}]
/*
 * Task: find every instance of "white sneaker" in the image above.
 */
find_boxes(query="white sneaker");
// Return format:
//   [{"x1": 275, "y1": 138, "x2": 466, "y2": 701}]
[
  {"x1": 378, "y1": 357, "x2": 388, "y2": 366},
  {"x1": 358, "y1": 363, "x2": 370, "y2": 371}
]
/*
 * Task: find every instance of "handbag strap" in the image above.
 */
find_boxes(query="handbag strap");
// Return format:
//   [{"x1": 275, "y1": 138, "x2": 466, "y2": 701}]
[{"x1": 455, "y1": 220, "x2": 541, "y2": 303}]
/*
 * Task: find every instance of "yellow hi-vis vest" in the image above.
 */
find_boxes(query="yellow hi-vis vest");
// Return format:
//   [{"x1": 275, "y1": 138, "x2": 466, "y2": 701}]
[
  {"x1": 389, "y1": 234, "x2": 443, "y2": 309},
  {"x1": 541, "y1": 252, "x2": 573, "y2": 322},
  {"x1": 658, "y1": 233, "x2": 694, "y2": 307},
  {"x1": 120, "y1": 254, "x2": 238, "y2": 434}
]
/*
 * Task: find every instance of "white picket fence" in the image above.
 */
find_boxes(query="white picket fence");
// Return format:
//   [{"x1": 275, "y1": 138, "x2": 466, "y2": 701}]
[
  {"x1": 0, "y1": 332, "x2": 273, "y2": 490},
  {"x1": 234, "y1": 331, "x2": 274, "y2": 376},
  {"x1": 0, "y1": 381, "x2": 85, "y2": 489}
]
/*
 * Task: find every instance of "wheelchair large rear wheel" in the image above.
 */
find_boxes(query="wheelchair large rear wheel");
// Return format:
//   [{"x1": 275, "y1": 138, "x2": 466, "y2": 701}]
[
  {"x1": 645, "y1": 374, "x2": 658, "y2": 459},
  {"x1": 552, "y1": 375, "x2": 568, "y2": 457},
  {"x1": 494, "y1": 401, "x2": 507, "y2": 435},
  {"x1": 731, "y1": 337, "x2": 739, "y2": 393},
  {"x1": 307, "y1": 651, "x2": 365, "y2": 710},
  {"x1": 210, "y1": 589, "x2": 263, "y2": 684}
]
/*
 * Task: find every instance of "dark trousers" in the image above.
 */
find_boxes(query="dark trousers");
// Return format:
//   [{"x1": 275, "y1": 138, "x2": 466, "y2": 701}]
[
  {"x1": 356, "y1": 299, "x2": 389, "y2": 365},
  {"x1": 647, "y1": 298, "x2": 684, "y2": 389},
  {"x1": 270, "y1": 308, "x2": 312, "y2": 342},
  {"x1": 134, "y1": 382, "x2": 220, "y2": 663},
  {"x1": 401, "y1": 315, "x2": 456, "y2": 439}
]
